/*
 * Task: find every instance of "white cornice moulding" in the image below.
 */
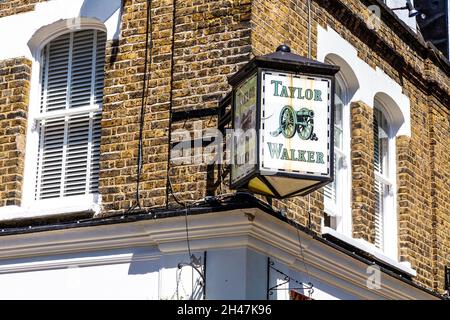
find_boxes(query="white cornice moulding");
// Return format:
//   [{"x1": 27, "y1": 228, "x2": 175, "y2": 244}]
[
  {"x1": 0, "y1": 209, "x2": 437, "y2": 300},
  {"x1": 0, "y1": 251, "x2": 161, "y2": 274}
]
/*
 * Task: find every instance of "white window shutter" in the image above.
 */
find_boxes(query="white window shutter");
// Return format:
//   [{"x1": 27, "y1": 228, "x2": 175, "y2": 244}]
[
  {"x1": 64, "y1": 114, "x2": 90, "y2": 196},
  {"x1": 373, "y1": 113, "x2": 382, "y2": 175},
  {"x1": 95, "y1": 32, "x2": 107, "y2": 105},
  {"x1": 324, "y1": 155, "x2": 337, "y2": 204},
  {"x1": 89, "y1": 112, "x2": 102, "y2": 193},
  {"x1": 373, "y1": 110, "x2": 384, "y2": 250},
  {"x1": 374, "y1": 178, "x2": 384, "y2": 249},
  {"x1": 41, "y1": 34, "x2": 71, "y2": 113},
  {"x1": 324, "y1": 84, "x2": 344, "y2": 216},
  {"x1": 35, "y1": 29, "x2": 105, "y2": 200},
  {"x1": 36, "y1": 117, "x2": 65, "y2": 199},
  {"x1": 70, "y1": 30, "x2": 95, "y2": 109}
]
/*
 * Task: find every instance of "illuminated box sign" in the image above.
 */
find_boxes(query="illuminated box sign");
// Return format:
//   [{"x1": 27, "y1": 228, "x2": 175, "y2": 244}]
[{"x1": 230, "y1": 45, "x2": 339, "y2": 198}]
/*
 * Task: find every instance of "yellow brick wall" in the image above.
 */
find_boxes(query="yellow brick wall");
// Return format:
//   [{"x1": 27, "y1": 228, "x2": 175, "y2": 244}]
[
  {"x1": 0, "y1": 58, "x2": 31, "y2": 207},
  {"x1": 0, "y1": 0, "x2": 47, "y2": 18},
  {"x1": 350, "y1": 101, "x2": 376, "y2": 243},
  {"x1": 100, "y1": 0, "x2": 252, "y2": 213}
]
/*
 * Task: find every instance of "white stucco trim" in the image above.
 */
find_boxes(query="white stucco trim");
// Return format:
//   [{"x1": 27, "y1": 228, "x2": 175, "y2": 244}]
[
  {"x1": 27, "y1": 18, "x2": 107, "y2": 55},
  {"x1": 0, "y1": 249, "x2": 160, "y2": 274},
  {"x1": 323, "y1": 66, "x2": 353, "y2": 237},
  {"x1": 317, "y1": 24, "x2": 411, "y2": 137},
  {"x1": 0, "y1": 0, "x2": 121, "y2": 60},
  {"x1": 321, "y1": 226, "x2": 416, "y2": 277},
  {"x1": 0, "y1": 194, "x2": 101, "y2": 222},
  {"x1": 0, "y1": 209, "x2": 436, "y2": 300}
]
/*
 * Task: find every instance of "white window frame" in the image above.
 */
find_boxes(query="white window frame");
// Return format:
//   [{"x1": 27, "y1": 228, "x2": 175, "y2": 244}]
[
  {"x1": 323, "y1": 74, "x2": 352, "y2": 237},
  {"x1": 19, "y1": 23, "x2": 107, "y2": 219},
  {"x1": 373, "y1": 101, "x2": 398, "y2": 260},
  {"x1": 34, "y1": 30, "x2": 103, "y2": 200}
]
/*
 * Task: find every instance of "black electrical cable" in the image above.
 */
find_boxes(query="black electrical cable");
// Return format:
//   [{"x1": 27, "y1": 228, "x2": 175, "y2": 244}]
[
  {"x1": 160, "y1": 0, "x2": 195, "y2": 267},
  {"x1": 184, "y1": 207, "x2": 192, "y2": 257},
  {"x1": 167, "y1": 175, "x2": 193, "y2": 258},
  {"x1": 294, "y1": 221, "x2": 314, "y2": 292},
  {"x1": 307, "y1": 0, "x2": 312, "y2": 59},
  {"x1": 129, "y1": 0, "x2": 153, "y2": 212},
  {"x1": 165, "y1": 0, "x2": 177, "y2": 209}
]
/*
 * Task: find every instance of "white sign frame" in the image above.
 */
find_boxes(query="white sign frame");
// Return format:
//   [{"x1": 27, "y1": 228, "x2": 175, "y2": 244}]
[{"x1": 259, "y1": 70, "x2": 333, "y2": 179}]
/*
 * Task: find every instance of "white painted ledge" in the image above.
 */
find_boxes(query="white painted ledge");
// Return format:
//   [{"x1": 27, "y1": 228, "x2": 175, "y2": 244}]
[
  {"x1": 0, "y1": 194, "x2": 100, "y2": 222},
  {"x1": 321, "y1": 226, "x2": 417, "y2": 277}
]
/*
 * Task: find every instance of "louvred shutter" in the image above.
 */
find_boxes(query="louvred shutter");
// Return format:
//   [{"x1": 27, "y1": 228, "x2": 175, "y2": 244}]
[
  {"x1": 373, "y1": 110, "x2": 383, "y2": 250},
  {"x1": 324, "y1": 156, "x2": 337, "y2": 204},
  {"x1": 35, "y1": 29, "x2": 105, "y2": 200}
]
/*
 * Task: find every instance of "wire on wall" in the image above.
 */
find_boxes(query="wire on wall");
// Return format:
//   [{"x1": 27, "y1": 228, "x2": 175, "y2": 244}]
[
  {"x1": 274, "y1": 208, "x2": 315, "y2": 297},
  {"x1": 165, "y1": 0, "x2": 178, "y2": 209},
  {"x1": 307, "y1": 0, "x2": 312, "y2": 59},
  {"x1": 267, "y1": 258, "x2": 314, "y2": 299},
  {"x1": 129, "y1": 0, "x2": 153, "y2": 212},
  {"x1": 293, "y1": 220, "x2": 314, "y2": 290},
  {"x1": 306, "y1": 0, "x2": 314, "y2": 285},
  {"x1": 177, "y1": 251, "x2": 207, "y2": 300},
  {"x1": 162, "y1": 0, "x2": 206, "y2": 300}
]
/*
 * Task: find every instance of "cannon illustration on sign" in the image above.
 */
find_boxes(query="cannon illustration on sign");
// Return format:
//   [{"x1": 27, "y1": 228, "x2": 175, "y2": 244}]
[{"x1": 271, "y1": 105, "x2": 318, "y2": 141}]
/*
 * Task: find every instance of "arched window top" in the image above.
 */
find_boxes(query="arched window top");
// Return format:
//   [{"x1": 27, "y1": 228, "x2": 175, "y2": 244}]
[
  {"x1": 374, "y1": 92, "x2": 405, "y2": 136},
  {"x1": 325, "y1": 53, "x2": 360, "y2": 101},
  {"x1": 28, "y1": 17, "x2": 107, "y2": 57}
]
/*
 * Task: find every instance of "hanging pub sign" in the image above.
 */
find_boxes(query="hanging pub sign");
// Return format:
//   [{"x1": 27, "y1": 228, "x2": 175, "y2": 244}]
[{"x1": 229, "y1": 45, "x2": 340, "y2": 198}]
